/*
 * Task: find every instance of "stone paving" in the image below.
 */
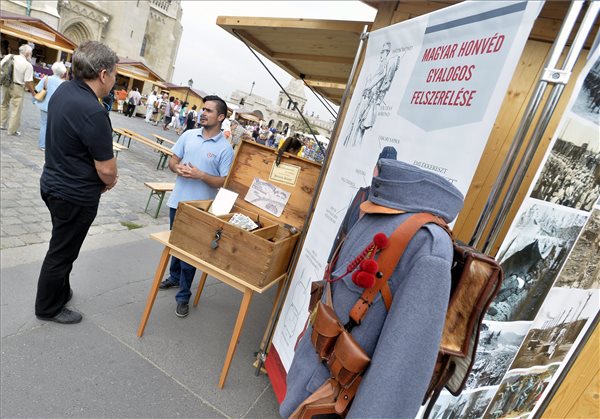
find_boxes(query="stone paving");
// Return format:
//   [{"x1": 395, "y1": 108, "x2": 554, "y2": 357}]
[{"x1": 1, "y1": 99, "x2": 180, "y2": 249}]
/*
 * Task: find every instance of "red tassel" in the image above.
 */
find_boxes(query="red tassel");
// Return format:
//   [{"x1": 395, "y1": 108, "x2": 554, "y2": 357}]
[
  {"x1": 373, "y1": 233, "x2": 389, "y2": 249},
  {"x1": 352, "y1": 271, "x2": 376, "y2": 288},
  {"x1": 359, "y1": 259, "x2": 378, "y2": 274}
]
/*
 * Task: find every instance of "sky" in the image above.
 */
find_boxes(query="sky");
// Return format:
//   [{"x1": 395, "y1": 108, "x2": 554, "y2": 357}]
[{"x1": 171, "y1": 1, "x2": 377, "y2": 122}]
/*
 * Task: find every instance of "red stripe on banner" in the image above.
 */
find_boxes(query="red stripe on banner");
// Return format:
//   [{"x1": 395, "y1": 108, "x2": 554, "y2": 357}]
[{"x1": 265, "y1": 346, "x2": 287, "y2": 404}]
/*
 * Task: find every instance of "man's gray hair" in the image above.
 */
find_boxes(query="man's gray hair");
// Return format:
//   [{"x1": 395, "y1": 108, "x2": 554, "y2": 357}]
[
  {"x1": 230, "y1": 119, "x2": 239, "y2": 126},
  {"x1": 72, "y1": 40, "x2": 118, "y2": 80},
  {"x1": 51, "y1": 61, "x2": 68, "y2": 77},
  {"x1": 19, "y1": 44, "x2": 32, "y2": 56}
]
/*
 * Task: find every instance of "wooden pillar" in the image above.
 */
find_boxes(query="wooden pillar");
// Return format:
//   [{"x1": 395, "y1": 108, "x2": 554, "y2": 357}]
[{"x1": 127, "y1": 77, "x2": 134, "y2": 91}]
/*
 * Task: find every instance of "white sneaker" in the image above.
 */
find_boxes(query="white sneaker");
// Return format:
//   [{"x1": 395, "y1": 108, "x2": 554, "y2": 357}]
[{"x1": 10, "y1": 131, "x2": 21, "y2": 136}]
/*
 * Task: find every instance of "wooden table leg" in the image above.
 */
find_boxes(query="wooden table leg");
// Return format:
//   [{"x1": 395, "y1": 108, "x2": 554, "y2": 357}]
[
  {"x1": 137, "y1": 246, "x2": 170, "y2": 337},
  {"x1": 193, "y1": 272, "x2": 208, "y2": 307},
  {"x1": 218, "y1": 288, "x2": 253, "y2": 389}
]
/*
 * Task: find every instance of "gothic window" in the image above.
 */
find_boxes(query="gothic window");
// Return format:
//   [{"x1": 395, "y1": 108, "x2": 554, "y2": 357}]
[{"x1": 140, "y1": 35, "x2": 149, "y2": 57}]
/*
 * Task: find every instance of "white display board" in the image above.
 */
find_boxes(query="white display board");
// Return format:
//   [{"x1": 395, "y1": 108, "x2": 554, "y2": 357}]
[{"x1": 269, "y1": 0, "x2": 544, "y2": 378}]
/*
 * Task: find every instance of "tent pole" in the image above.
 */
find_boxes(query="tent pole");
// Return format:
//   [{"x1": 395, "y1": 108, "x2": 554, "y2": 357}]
[
  {"x1": 481, "y1": 1, "x2": 600, "y2": 254},
  {"x1": 254, "y1": 26, "x2": 370, "y2": 376},
  {"x1": 468, "y1": 0, "x2": 585, "y2": 249}
]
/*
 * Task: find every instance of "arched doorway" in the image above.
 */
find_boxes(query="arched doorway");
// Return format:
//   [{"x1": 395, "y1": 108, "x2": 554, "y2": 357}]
[
  {"x1": 63, "y1": 21, "x2": 94, "y2": 45},
  {"x1": 283, "y1": 123, "x2": 289, "y2": 135},
  {"x1": 268, "y1": 119, "x2": 274, "y2": 128},
  {"x1": 276, "y1": 121, "x2": 283, "y2": 131}
]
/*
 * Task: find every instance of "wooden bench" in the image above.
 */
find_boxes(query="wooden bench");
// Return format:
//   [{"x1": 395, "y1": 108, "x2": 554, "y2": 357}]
[
  {"x1": 113, "y1": 141, "x2": 127, "y2": 157},
  {"x1": 117, "y1": 128, "x2": 174, "y2": 170},
  {"x1": 144, "y1": 182, "x2": 174, "y2": 218},
  {"x1": 112, "y1": 128, "x2": 130, "y2": 147},
  {"x1": 153, "y1": 134, "x2": 176, "y2": 146}
]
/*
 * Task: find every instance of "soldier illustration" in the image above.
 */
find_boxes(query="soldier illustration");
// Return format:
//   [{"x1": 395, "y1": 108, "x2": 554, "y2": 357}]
[{"x1": 343, "y1": 42, "x2": 401, "y2": 147}]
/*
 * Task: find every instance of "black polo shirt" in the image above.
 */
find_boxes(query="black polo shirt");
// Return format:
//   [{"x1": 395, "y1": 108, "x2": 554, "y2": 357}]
[{"x1": 41, "y1": 78, "x2": 114, "y2": 206}]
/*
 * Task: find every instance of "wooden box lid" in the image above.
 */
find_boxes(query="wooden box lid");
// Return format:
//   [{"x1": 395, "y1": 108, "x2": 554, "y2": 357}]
[{"x1": 224, "y1": 140, "x2": 321, "y2": 230}]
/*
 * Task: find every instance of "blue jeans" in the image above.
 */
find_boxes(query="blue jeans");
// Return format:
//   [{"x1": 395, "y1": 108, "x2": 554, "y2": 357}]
[
  {"x1": 39, "y1": 110, "x2": 48, "y2": 149},
  {"x1": 168, "y1": 207, "x2": 196, "y2": 303}
]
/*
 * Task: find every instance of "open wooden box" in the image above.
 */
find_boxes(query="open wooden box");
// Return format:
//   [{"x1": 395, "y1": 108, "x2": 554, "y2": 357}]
[{"x1": 169, "y1": 140, "x2": 321, "y2": 288}]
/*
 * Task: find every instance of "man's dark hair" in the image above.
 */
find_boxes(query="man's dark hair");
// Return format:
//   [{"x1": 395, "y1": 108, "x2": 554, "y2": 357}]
[
  {"x1": 192, "y1": 104, "x2": 197, "y2": 110},
  {"x1": 203, "y1": 95, "x2": 227, "y2": 118},
  {"x1": 72, "y1": 40, "x2": 118, "y2": 80},
  {"x1": 169, "y1": 96, "x2": 175, "y2": 102}
]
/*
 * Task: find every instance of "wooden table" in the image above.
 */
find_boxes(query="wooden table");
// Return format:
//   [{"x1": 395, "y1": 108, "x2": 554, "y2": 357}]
[{"x1": 137, "y1": 231, "x2": 285, "y2": 388}]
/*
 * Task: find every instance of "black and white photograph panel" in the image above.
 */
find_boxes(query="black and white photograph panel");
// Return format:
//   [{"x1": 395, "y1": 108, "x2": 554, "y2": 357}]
[
  {"x1": 571, "y1": 57, "x2": 600, "y2": 125},
  {"x1": 429, "y1": 388, "x2": 497, "y2": 419},
  {"x1": 486, "y1": 200, "x2": 588, "y2": 322},
  {"x1": 554, "y1": 208, "x2": 600, "y2": 289},
  {"x1": 484, "y1": 365, "x2": 560, "y2": 419},
  {"x1": 511, "y1": 288, "x2": 598, "y2": 370},
  {"x1": 530, "y1": 117, "x2": 600, "y2": 211},
  {"x1": 465, "y1": 321, "x2": 531, "y2": 390}
]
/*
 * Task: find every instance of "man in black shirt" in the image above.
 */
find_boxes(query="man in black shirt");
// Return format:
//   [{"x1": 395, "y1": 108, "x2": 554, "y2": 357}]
[{"x1": 35, "y1": 41, "x2": 119, "y2": 324}]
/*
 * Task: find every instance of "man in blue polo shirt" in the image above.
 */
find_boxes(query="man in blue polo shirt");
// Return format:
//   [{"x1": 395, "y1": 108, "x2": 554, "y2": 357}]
[{"x1": 160, "y1": 95, "x2": 234, "y2": 317}]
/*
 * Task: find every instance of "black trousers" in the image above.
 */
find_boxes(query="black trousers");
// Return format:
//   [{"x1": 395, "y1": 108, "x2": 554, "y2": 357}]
[{"x1": 35, "y1": 192, "x2": 98, "y2": 317}]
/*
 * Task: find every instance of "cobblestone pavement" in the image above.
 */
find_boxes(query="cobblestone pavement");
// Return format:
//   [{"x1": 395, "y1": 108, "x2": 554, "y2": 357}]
[{"x1": 1, "y1": 98, "x2": 181, "y2": 249}]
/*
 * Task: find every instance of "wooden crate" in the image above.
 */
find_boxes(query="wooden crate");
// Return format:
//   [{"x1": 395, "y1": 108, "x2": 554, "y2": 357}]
[{"x1": 169, "y1": 140, "x2": 321, "y2": 288}]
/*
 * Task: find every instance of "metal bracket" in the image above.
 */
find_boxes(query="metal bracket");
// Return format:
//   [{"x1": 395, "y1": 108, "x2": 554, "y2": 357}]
[
  {"x1": 360, "y1": 32, "x2": 370, "y2": 41},
  {"x1": 541, "y1": 68, "x2": 571, "y2": 85}
]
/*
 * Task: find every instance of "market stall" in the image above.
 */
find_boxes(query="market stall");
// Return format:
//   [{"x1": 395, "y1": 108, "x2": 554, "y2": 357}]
[
  {"x1": 218, "y1": 2, "x2": 599, "y2": 417},
  {"x1": 114, "y1": 58, "x2": 165, "y2": 114},
  {"x1": 0, "y1": 11, "x2": 76, "y2": 81}
]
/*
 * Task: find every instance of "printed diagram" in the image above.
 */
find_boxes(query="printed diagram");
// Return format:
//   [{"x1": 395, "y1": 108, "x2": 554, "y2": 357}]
[
  {"x1": 280, "y1": 268, "x2": 310, "y2": 347},
  {"x1": 244, "y1": 177, "x2": 291, "y2": 217},
  {"x1": 343, "y1": 41, "x2": 402, "y2": 147}
]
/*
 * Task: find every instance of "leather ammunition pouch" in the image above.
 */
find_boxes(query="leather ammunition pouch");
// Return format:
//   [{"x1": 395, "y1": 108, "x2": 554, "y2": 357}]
[
  {"x1": 327, "y1": 331, "x2": 371, "y2": 389},
  {"x1": 311, "y1": 301, "x2": 344, "y2": 361}
]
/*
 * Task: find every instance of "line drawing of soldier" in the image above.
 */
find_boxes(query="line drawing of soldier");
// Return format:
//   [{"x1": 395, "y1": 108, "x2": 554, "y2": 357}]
[{"x1": 343, "y1": 41, "x2": 401, "y2": 147}]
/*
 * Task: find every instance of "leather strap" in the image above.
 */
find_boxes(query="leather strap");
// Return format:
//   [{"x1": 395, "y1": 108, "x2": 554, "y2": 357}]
[{"x1": 349, "y1": 213, "x2": 448, "y2": 326}]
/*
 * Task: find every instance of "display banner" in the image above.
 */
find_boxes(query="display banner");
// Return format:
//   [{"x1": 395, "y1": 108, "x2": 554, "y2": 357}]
[
  {"x1": 265, "y1": 1, "x2": 543, "y2": 401},
  {"x1": 428, "y1": 50, "x2": 600, "y2": 419}
]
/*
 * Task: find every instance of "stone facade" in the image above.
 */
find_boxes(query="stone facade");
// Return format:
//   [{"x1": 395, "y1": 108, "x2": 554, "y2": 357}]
[
  {"x1": 2, "y1": 0, "x2": 182, "y2": 82},
  {"x1": 230, "y1": 79, "x2": 334, "y2": 137}
]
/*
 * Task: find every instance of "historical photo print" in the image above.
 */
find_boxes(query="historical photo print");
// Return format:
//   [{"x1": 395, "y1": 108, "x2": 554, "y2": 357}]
[
  {"x1": 530, "y1": 117, "x2": 600, "y2": 211},
  {"x1": 484, "y1": 365, "x2": 559, "y2": 419},
  {"x1": 465, "y1": 321, "x2": 530, "y2": 390},
  {"x1": 511, "y1": 288, "x2": 598, "y2": 370},
  {"x1": 429, "y1": 388, "x2": 497, "y2": 419},
  {"x1": 486, "y1": 200, "x2": 588, "y2": 322},
  {"x1": 554, "y1": 209, "x2": 600, "y2": 289},
  {"x1": 571, "y1": 57, "x2": 600, "y2": 125}
]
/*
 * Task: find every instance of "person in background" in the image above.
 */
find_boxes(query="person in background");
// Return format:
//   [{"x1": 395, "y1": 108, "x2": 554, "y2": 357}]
[
  {"x1": 171, "y1": 98, "x2": 182, "y2": 131},
  {"x1": 229, "y1": 119, "x2": 245, "y2": 149},
  {"x1": 181, "y1": 104, "x2": 197, "y2": 135},
  {"x1": 35, "y1": 41, "x2": 119, "y2": 324},
  {"x1": 34, "y1": 61, "x2": 68, "y2": 150},
  {"x1": 154, "y1": 93, "x2": 167, "y2": 125},
  {"x1": 256, "y1": 133, "x2": 267, "y2": 145},
  {"x1": 145, "y1": 90, "x2": 158, "y2": 122},
  {"x1": 0, "y1": 44, "x2": 35, "y2": 136},
  {"x1": 163, "y1": 96, "x2": 174, "y2": 131},
  {"x1": 125, "y1": 87, "x2": 141, "y2": 117},
  {"x1": 159, "y1": 95, "x2": 234, "y2": 318},
  {"x1": 175, "y1": 101, "x2": 187, "y2": 134},
  {"x1": 115, "y1": 87, "x2": 127, "y2": 113},
  {"x1": 277, "y1": 137, "x2": 303, "y2": 159},
  {"x1": 101, "y1": 87, "x2": 115, "y2": 112}
]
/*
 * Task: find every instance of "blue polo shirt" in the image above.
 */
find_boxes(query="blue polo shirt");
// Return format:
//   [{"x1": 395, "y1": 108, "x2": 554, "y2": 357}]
[{"x1": 167, "y1": 128, "x2": 234, "y2": 209}]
